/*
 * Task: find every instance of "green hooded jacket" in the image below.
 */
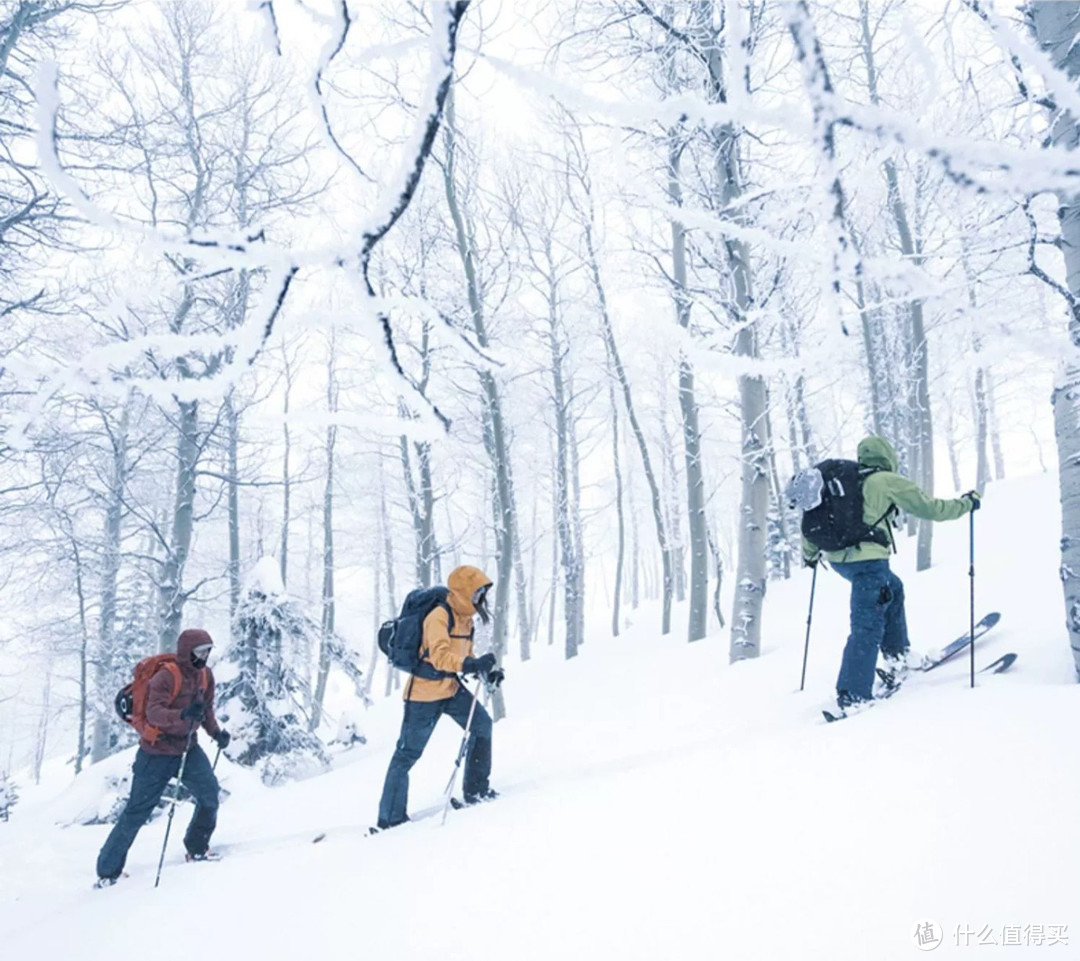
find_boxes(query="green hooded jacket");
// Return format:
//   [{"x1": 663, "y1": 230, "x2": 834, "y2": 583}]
[{"x1": 801, "y1": 436, "x2": 973, "y2": 565}]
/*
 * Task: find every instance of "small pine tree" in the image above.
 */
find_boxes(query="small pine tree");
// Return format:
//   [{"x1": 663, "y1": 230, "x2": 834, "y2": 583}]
[
  {"x1": 0, "y1": 773, "x2": 19, "y2": 822},
  {"x1": 216, "y1": 558, "x2": 366, "y2": 785}
]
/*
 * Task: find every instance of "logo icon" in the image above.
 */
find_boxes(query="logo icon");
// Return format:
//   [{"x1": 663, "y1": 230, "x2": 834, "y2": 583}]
[{"x1": 912, "y1": 920, "x2": 943, "y2": 951}]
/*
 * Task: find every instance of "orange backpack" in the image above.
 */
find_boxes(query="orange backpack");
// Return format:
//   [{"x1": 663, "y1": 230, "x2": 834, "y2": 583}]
[{"x1": 113, "y1": 654, "x2": 208, "y2": 744}]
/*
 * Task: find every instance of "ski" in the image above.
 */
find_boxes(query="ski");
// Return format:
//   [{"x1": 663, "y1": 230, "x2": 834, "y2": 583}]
[
  {"x1": 919, "y1": 612, "x2": 1001, "y2": 672},
  {"x1": 979, "y1": 651, "x2": 1017, "y2": 674},
  {"x1": 312, "y1": 801, "x2": 447, "y2": 843},
  {"x1": 874, "y1": 612, "x2": 1003, "y2": 695},
  {"x1": 825, "y1": 647, "x2": 1016, "y2": 723}
]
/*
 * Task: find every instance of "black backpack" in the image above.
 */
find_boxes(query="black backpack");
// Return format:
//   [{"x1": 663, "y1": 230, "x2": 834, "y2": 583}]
[
  {"x1": 377, "y1": 586, "x2": 459, "y2": 679},
  {"x1": 788, "y1": 459, "x2": 892, "y2": 552}
]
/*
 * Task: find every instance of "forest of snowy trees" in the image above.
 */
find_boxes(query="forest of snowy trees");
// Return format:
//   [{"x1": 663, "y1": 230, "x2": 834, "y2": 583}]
[{"x1": 1, "y1": 0, "x2": 1078, "y2": 780}]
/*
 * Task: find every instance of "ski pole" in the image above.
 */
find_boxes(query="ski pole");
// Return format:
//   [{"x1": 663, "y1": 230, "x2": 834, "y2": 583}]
[
  {"x1": 154, "y1": 721, "x2": 196, "y2": 889},
  {"x1": 212, "y1": 746, "x2": 222, "y2": 771},
  {"x1": 969, "y1": 506, "x2": 976, "y2": 690},
  {"x1": 799, "y1": 565, "x2": 818, "y2": 692},
  {"x1": 441, "y1": 676, "x2": 485, "y2": 826}
]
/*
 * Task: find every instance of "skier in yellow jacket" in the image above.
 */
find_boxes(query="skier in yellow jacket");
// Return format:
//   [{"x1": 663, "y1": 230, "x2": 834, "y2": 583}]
[{"x1": 377, "y1": 565, "x2": 501, "y2": 828}]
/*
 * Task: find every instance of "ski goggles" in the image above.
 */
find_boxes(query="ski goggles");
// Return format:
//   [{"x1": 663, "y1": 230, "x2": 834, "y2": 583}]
[
  {"x1": 472, "y1": 584, "x2": 491, "y2": 605},
  {"x1": 192, "y1": 643, "x2": 213, "y2": 659}
]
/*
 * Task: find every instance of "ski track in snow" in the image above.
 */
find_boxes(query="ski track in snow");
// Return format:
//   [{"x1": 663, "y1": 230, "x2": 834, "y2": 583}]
[{"x1": 1, "y1": 471, "x2": 1077, "y2": 961}]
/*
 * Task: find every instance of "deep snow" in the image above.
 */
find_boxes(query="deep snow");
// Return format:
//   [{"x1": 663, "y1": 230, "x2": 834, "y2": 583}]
[{"x1": 1, "y1": 470, "x2": 1077, "y2": 960}]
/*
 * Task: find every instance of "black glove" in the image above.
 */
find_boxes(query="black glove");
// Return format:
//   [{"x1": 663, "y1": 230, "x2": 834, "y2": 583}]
[
  {"x1": 963, "y1": 490, "x2": 981, "y2": 512},
  {"x1": 180, "y1": 700, "x2": 205, "y2": 723},
  {"x1": 486, "y1": 667, "x2": 505, "y2": 688},
  {"x1": 213, "y1": 729, "x2": 231, "y2": 749},
  {"x1": 462, "y1": 653, "x2": 496, "y2": 678},
  {"x1": 805, "y1": 554, "x2": 820, "y2": 570}
]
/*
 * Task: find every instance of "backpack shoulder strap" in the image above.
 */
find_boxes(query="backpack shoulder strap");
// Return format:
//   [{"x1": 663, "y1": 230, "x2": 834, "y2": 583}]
[
  {"x1": 161, "y1": 661, "x2": 183, "y2": 702},
  {"x1": 437, "y1": 598, "x2": 455, "y2": 635}
]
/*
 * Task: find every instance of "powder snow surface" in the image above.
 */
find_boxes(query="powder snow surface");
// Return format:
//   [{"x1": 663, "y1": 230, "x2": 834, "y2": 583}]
[{"x1": 1, "y1": 471, "x2": 1077, "y2": 960}]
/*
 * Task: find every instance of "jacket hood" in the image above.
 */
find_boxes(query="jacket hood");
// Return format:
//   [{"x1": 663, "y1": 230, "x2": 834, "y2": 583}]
[
  {"x1": 177, "y1": 628, "x2": 213, "y2": 675},
  {"x1": 857, "y1": 436, "x2": 899, "y2": 473},
  {"x1": 446, "y1": 565, "x2": 493, "y2": 619}
]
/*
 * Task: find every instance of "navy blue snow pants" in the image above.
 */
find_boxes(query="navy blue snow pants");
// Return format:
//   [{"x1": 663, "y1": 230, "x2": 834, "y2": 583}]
[
  {"x1": 831, "y1": 559, "x2": 909, "y2": 702},
  {"x1": 377, "y1": 685, "x2": 492, "y2": 828},
  {"x1": 96, "y1": 743, "x2": 219, "y2": 880}
]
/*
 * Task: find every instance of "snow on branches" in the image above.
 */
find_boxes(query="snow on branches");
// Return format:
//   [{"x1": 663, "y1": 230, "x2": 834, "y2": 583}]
[{"x1": 10, "y1": 1, "x2": 471, "y2": 446}]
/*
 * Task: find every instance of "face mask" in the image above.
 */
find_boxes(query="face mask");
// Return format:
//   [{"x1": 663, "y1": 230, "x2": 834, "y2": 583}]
[
  {"x1": 472, "y1": 585, "x2": 491, "y2": 626},
  {"x1": 191, "y1": 643, "x2": 212, "y2": 668}
]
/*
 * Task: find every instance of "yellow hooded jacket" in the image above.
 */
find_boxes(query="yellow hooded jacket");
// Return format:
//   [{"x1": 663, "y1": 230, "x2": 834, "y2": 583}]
[{"x1": 405, "y1": 565, "x2": 493, "y2": 702}]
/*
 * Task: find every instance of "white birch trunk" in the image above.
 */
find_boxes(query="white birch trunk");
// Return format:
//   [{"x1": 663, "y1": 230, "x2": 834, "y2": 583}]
[{"x1": 1031, "y1": 1, "x2": 1080, "y2": 679}]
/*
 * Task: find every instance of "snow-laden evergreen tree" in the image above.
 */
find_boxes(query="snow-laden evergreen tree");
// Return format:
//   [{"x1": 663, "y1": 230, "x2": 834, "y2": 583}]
[
  {"x1": 216, "y1": 558, "x2": 367, "y2": 785},
  {"x1": 0, "y1": 773, "x2": 18, "y2": 822}
]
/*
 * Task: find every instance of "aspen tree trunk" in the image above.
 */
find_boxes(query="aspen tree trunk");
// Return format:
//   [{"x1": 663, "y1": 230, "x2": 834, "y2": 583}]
[
  {"x1": 667, "y1": 137, "x2": 709, "y2": 641},
  {"x1": 944, "y1": 393, "x2": 964, "y2": 493},
  {"x1": 660, "y1": 410, "x2": 686, "y2": 604},
  {"x1": 157, "y1": 395, "x2": 199, "y2": 652},
  {"x1": 311, "y1": 335, "x2": 338, "y2": 729},
  {"x1": 383, "y1": 473, "x2": 403, "y2": 698},
  {"x1": 973, "y1": 370, "x2": 990, "y2": 494},
  {"x1": 629, "y1": 476, "x2": 640, "y2": 610},
  {"x1": 72, "y1": 539, "x2": 89, "y2": 774},
  {"x1": 33, "y1": 673, "x2": 50, "y2": 785},
  {"x1": 280, "y1": 343, "x2": 295, "y2": 588},
  {"x1": 960, "y1": 240, "x2": 991, "y2": 493},
  {"x1": 417, "y1": 442, "x2": 438, "y2": 586},
  {"x1": 714, "y1": 128, "x2": 766, "y2": 659},
  {"x1": 731, "y1": 324, "x2": 770, "y2": 661},
  {"x1": 763, "y1": 405, "x2": 793, "y2": 580},
  {"x1": 794, "y1": 375, "x2": 818, "y2": 466},
  {"x1": 366, "y1": 534, "x2": 382, "y2": 699},
  {"x1": 567, "y1": 379, "x2": 585, "y2": 648},
  {"x1": 528, "y1": 493, "x2": 540, "y2": 643},
  {"x1": 91, "y1": 402, "x2": 129, "y2": 763},
  {"x1": 381, "y1": 472, "x2": 399, "y2": 630},
  {"x1": 608, "y1": 371, "x2": 626, "y2": 637},
  {"x1": 547, "y1": 442, "x2": 559, "y2": 649},
  {"x1": 399, "y1": 323, "x2": 440, "y2": 588},
  {"x1": 225, "y1": 389, "x2": 241, "y2": 621},
  {"x1": 543, "y1": 261, "x2": 582, "y2": 658},
  {"x1": 989, "y1": 371, "x2": 1006, "y2": 483},
  {"x1": 985, "y1": 369, "x2": 1006, "y2": 481},
  {"x1": 1030, "y1": 0, "x2": 1080, "y2": 679},
  {"x1": 856, "y1": 277, "x2": 888, "y2": 437}
]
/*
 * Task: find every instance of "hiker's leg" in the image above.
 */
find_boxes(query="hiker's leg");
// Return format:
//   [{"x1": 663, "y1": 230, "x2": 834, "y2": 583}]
[
  {"x1": 180, "y1": 744, "x2": 220, "y2": 855},
  {"x1": 96, "y1": 750, "x2": 177, "y2": 879},
  {"x1": 881, "y1": 569, "x2": 909, "y2": 659},
  {"x1": 834, "y1": 560, "x2": 890, "y2": 701},
  {"x1": 445, "y1": 686, "x2": 493, "y2": 797},
  {"x1": 377, "y1": 699, "x2": 441, "y2": 827}
]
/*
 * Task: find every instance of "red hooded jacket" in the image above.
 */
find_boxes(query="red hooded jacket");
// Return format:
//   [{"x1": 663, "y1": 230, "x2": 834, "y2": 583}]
[{"x1": 142, "y1": 629, "x2": 223, "y2": 756}]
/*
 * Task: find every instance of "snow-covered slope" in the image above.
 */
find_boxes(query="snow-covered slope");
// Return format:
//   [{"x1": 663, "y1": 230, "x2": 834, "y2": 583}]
[{"x1": 1, "y1": 471, "x2": 1077, "y2": 960}]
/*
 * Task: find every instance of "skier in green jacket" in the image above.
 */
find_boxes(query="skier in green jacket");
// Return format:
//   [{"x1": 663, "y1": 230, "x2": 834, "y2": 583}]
[{"x1": 803, "y1": 436, "x2": 980, "y2": 716}]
